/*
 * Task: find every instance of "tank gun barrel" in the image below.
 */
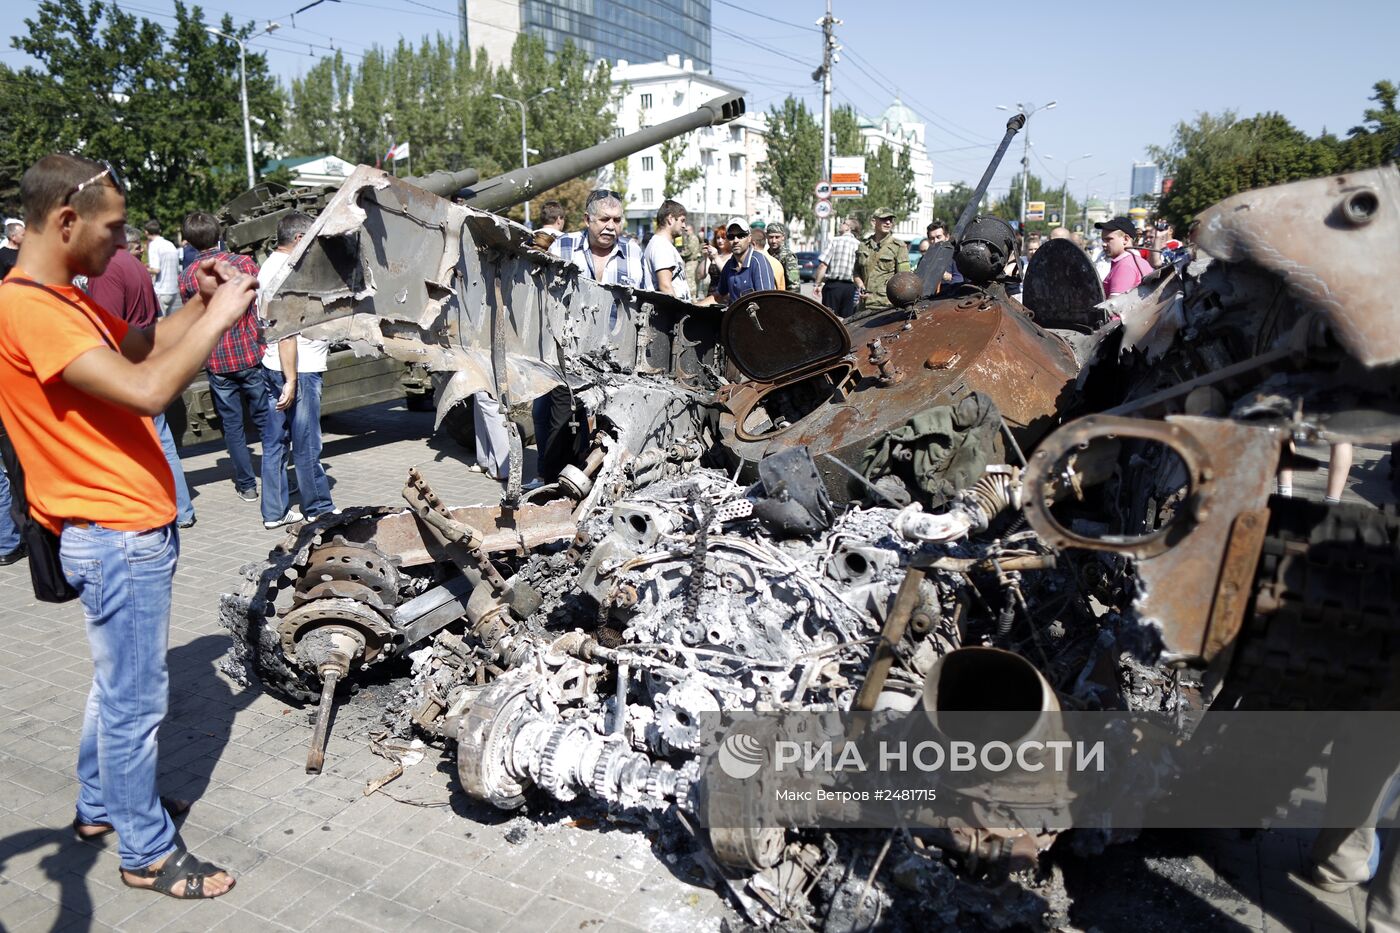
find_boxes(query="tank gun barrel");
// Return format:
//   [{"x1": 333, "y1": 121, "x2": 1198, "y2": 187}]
[
  {"x1": 915, "y1": 114, "x2": 1026, "y2": 299},
  {"x1": 460, "y1": 92, "x2": 746, "y2": 213},
  {"x1": 404, "y1": 168, "x2": 482, "y2": 199}
]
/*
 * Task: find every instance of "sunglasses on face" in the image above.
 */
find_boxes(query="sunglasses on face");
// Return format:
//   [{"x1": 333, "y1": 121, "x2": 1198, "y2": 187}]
[{"x1": 63, "y1": 160, "x2": 125, "y2": 206}]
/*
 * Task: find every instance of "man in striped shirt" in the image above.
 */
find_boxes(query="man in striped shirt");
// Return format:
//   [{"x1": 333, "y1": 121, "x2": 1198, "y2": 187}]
[
  {"x1": 177, "y1": 211, "x2": 265, "y2": 500},
  {"x1": 550, "y1": 189, "x2": 646, "y2": 287}
]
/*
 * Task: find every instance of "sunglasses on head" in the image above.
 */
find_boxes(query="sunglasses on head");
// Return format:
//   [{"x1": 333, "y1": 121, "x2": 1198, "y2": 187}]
[
  {"x1": 586, "y1": 189, "x2": 623, "y2": 207},
  {"x1": 63, "y1": 160, "x2": 125, "y2": 206}
]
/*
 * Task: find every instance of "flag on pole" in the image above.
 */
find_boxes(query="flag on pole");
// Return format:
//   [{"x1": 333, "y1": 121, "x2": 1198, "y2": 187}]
[{"x1": 385, "y1": 141, "x2": 411, "y2": 162}]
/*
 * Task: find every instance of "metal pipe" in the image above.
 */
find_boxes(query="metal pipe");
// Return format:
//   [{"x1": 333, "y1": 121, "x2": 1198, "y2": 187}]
[
  {"x1": 305, "y1": 668, "x2": 340, "y2": 774},
  {"x1": 852, "y1": 566, "x2": 927, "y2": 713}
]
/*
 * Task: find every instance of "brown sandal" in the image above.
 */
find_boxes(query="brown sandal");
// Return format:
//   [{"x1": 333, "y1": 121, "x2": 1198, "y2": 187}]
[
  {"x1": 120, "y1": 847, "x2": 234, "y2": 899},
  {"x1": 72, "y1": 797, "x2": 192, "y2": 841}
]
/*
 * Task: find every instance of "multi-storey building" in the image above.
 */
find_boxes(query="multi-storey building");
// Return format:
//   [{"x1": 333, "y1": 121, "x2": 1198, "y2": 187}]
[
  {"x1": 604, "y1": 56, "x2": 778, "y2": 239},
  {"x1": 462, "y1": 0, "x2": 711, "y2": 72}
]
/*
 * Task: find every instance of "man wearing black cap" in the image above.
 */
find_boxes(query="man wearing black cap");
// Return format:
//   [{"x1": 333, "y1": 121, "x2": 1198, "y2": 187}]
[
  {"x1": 856, "y1": 207, "x2": 909, "y2": 313},
  {"x1": 706, "y1": 217, "x2": 776, "y2": 304},
  {"x1": 1096, "y1": 216, "x2": 1153, "y2": 298}
]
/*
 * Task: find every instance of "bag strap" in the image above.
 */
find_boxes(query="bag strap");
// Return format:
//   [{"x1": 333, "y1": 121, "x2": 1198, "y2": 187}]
[{"x1": 5, "y1": 277, "x2": 119, "y2": 351}]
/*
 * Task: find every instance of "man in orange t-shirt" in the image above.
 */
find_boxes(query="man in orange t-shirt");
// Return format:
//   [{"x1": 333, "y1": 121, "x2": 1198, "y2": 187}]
[{"x1": 0, "y1": 154, "x2": 256, "y2": 900}]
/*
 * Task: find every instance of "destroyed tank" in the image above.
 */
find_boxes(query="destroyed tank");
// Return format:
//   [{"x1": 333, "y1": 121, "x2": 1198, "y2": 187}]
[
  {"x1": 177, "y1": 99, "x2": 745, "y2": 447},
  {"x1": 218, "y1": 115, "x2": 1400, "y2": 927}
]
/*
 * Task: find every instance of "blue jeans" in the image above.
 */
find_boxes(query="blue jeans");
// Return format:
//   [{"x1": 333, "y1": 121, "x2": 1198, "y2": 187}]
[
  {"x1": 260, "y1": 370, "x2": 333, "y2": 522},
  {"x1": 152, "y1": 413, "x2": 195, "y2": 525},
  {"x1": 60, "y1": 522, "x2": 180, "y2": 871},
  {"x1": 0, "y1": 460, "x2": 18, "y2": 553},
  {"x1": 208, "y1": 366, "x2": 269, "y2": 493}
]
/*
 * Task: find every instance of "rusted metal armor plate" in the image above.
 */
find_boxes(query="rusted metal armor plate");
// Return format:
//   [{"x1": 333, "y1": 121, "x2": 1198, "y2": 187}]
[{"x1": 1196, "y1": 164, "x2": 1400, "y2": 367}]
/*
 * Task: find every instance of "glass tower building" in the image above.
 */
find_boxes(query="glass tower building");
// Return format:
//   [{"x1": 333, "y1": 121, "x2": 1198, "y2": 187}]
[{"x1": 465, "y1": 0, "x2": 711, "y2": 72}]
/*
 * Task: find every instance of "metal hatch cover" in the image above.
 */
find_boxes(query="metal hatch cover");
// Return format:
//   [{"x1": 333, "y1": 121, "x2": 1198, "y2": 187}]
[
  {"x1": 720, "y1": 290, "x2": 852, "y2": 383},
  {"x1": 1020, "y1": 238, "x2": 1106, "y2": 332}
]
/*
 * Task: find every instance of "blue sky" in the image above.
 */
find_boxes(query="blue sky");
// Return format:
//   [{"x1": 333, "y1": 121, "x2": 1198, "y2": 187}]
[{"x1": 7, "y1": 0, "x2": 1397, "y2": 207}]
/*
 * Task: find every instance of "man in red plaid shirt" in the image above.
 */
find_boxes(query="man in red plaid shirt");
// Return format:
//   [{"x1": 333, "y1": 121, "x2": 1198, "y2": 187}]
[{"x1": 178, "y1": 212, "x2": 265, "y2": 500}]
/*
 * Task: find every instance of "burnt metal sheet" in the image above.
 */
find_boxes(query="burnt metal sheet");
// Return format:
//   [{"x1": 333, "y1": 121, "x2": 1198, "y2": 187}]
[
  {"x1": 1195, "y1": 164, "x2": 1400, "y2": 367},
  {"x1": 322, "y1": 500, "x2": 580, "y2": 569},
  {"x1": 1019, "y1": 238, "x2": 1106, "y2": 331},
  {"x1": 1022, "y1": 414, "x2": 1283, "y2": 663},
  {"x1": 259, "y1": 166, "x2": 720, "y2": 411},
  {"x1": 717, "y1": 293, "x2": 1079, "y2": 500}
]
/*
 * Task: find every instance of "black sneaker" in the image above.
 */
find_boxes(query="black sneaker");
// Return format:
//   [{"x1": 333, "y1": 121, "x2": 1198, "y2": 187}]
[
  {"x1": 178, "y1": 516, "x2": 197, "y2": 529},
  {"x1": 0, "y1": 544, "x2": 27, "y2": 566},
  {"x1": 236, "y1": 486, "x2": 259, "y2": 501}
]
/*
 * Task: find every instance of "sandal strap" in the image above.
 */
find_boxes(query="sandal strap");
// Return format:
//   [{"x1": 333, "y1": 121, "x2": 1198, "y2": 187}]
[{"x1": 140, "y1": 848, "x2": 227, "y2": 898}]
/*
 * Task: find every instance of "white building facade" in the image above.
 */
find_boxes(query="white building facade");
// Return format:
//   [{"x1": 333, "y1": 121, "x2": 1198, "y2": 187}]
[
  {"x1": 856, "y1": 99, "x2": 935, "y2": 243},
  {"x1": 605, "y1": 56, "x2": 779, "y2": 239}
]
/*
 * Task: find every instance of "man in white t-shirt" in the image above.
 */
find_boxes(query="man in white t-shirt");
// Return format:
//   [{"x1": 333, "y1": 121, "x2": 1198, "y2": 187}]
[
  {"x1": 256, "y1": 211, "x2": 335, "y2": 528},
  {"x1": 143, "y1": 219, "x2": 182, "y2": 316},
  {"x1": 643, "y1": 199, "x2": 691, "y2": 301}
]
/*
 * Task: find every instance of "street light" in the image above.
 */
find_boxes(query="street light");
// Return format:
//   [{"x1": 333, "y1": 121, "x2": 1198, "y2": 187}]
[
  {"x1": 1045, "y1": 151, "x2": 1092, "y2": 226},
  {"x1": 996, "y1": 101, "x2": 1056, "y2": 230},
  {"x1": 491, "y1": 87, "x2": 556, "y2": 228},
  {"x1": 1082, "y1": 171, "x2": 1108, "y2": 232},
  {"x1": 206, "y1": 22, "x2": 280, "y2": 189}
]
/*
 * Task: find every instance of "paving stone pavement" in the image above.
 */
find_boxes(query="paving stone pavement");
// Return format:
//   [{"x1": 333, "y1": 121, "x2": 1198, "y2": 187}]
[{"x1": 0, "y1": 402, "x2": 1389, "y2": 931}]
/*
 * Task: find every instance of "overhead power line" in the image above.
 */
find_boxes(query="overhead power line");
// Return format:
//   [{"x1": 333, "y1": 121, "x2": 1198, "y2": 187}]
[{"x1": 710, "y1": 0, "x2": 821, "y2": 33}]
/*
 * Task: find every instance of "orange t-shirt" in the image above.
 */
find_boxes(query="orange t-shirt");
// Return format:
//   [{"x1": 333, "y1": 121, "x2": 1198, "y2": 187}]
[{"x1": 0, "y1": 279, "x2": 175, "y2": 533}]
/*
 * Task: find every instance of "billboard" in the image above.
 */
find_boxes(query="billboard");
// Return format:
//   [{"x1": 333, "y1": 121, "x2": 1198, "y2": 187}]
[{"x1": 830, "y1": 155, "x2": 866, "y2": 199}]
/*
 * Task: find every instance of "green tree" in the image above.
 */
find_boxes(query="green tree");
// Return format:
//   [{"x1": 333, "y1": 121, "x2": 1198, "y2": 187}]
[
  {"x1": 989, "y1": 172, "x2": 1080, "y2": 235},
  {"x1": 661, "y1": 136, "x2": 702, "y2": 200},
  {"x1": 758, "y1": 96, "x2": 821, "y2": 229},
  {"x1": 279, "y1": 33, "x2": 617, "y2": 222},
  {"x1": 856, "y1": 142, "x2": 918, "y2": 226},
  {"x1": 1152, "y1": 112, "x2": 1338, "y2": 230},
  {"x1": 1, "y1": 0, "x2": 284, "y2": 225},
  {"x1": 1337, "y1": 80, "x2": 1400, "y2": 170},
  {"x1": 285, "y1": 52, "x2": 354, "y2": 157},
  {"x1": 831, "y1": 104, "x2": 863, "y2": 157},
  {"x1": 927, "y1": 183, "x2": 975, "y2": 227}
]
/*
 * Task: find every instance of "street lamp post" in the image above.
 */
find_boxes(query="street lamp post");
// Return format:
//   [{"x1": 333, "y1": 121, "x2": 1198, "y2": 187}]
[
  {"x1": 491, "y1": 87, "x2": 556, "y2": 228},
  {"x1": 1082, "y1": 171, "x2": 1108, "y2": 232},
  {"x1": 206, "y1": 22, "x2": 280, "y2": 189},
  {"x1": 1045, "y1": 152, "x2": 1092, "y2": 225},
  {"x1": 996, "y1": 101, "x2": 1055, "y2": 230}
]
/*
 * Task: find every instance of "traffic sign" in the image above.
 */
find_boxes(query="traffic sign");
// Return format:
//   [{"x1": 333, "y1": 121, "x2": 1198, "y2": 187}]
[
  {"x1": 814, "y1": 200, "x2": 833, "y2": 219},
  {"x1": 1027, "y1": 200, "x2": 1046, "y2": 222},
  {"x1": 814, "y1": 182, "x2": 832, "y2": 200}
]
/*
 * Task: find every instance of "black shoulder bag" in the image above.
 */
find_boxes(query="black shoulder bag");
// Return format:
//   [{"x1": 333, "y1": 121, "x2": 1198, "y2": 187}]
[{"x1": 0, "y1": 278, "x2": 124, "y2": 603}]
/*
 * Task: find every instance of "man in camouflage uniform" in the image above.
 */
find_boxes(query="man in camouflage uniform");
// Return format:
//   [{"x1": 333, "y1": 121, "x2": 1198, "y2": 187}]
[
  {"x1": 855, "y1": 207, "x2": 910, "y2": 312},
  {"x1": 766, "y1": 221, "x2": 801, "y2": 293},
  {"x1": 677, "y1": 226, "x2": 703, "y2": 298}
]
